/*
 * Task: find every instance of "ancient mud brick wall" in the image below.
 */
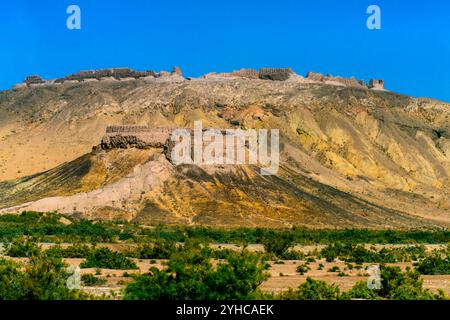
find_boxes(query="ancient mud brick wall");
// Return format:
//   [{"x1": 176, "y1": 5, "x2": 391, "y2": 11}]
[
  {"x1": 98, "y1": 126, "x2": 174, "y2": 150},
  {"x1": 258, "y1": 68, "x2": 293, "y2": 81},
  {"x1": 230, "y1": 69, "x2": 259, "y2": 79},
  {"x1": 56, "y1": 68, "x2": 157, "y2": 83},
  {"x1": 24, "y1": 75, "x2": 45, "y2": 85},
  {"x1": 368, "y1": 79, "x2": 384, "y2": 89}
]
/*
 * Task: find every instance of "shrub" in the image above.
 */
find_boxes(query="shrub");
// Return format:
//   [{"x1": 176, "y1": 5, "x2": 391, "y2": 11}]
[
  {"x1": 342, "y1": 265, "x2": 446, "y2": 300},
  {"x1": 80, "y1": 248, "x2": 138, "y2": 270},
  {"x1": 0, "y1": 254, "x2": 89, "y2": 299},
  {"x1": 280, "y1": 278, "x2": 340, "y2": 300},
  {"x1": 45, "y1": 244, "x2": 92, "y2": 258},
  {"x1": 124, "y1": 242, "x2": 270, "y2": 300},
  {"x1": 4, "y1": 239, "x2": 41, "y2": 258},
  {"x1": 328, "y1": 266, "x2": 340, "y2": 272},
  {"x1": 320, "y1": 243, "x2": 428, "y2": 264},
  {"x1": 133, "y1": 239, "x2": 177, "y2": 259},
  {"x1": 81, "y1": 274, "x2": 107, "y2": 286},
  {"x1": 414, "y1": 253, "x2": 450, "y2": 275},
  {"x1": 260, "y1": 232, "x2": 295, "y2": 259},
  {"x1": 296, "y1": 264, "x2": 311, "y2": 275}
]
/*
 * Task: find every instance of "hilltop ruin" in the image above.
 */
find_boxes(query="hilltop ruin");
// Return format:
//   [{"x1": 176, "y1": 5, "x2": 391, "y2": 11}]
[
  {"x1": 94, "y1": 125, "x2": 175, "y2": 151},
  {"x1": 13, "y1": 66, "x2": 385, "y2": 91},
  {"x1": 13, "y1": 66, "x2": 185, "y2": 88}
]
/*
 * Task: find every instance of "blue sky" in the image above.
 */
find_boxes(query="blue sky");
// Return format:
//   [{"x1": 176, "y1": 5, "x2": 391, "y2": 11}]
[{"x1": 1, "y1": 0, "x2": 449, "y2": 101}]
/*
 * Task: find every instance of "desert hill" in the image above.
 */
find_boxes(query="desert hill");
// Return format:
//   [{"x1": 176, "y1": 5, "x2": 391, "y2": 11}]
[{"x1": 0, "y1": 68, "x2": 449, "y2": 228}]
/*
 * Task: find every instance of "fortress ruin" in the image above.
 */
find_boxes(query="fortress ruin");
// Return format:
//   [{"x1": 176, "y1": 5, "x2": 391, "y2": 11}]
[
  {"x1": 12, "y1": 66, "x2": 387, "y2": 91},
  {"x1": 368, "y1": 79, "x2": 385, "y2": 90},
  {"x1": 95, "y1": 125, "x2": 175, "y2": 150}
]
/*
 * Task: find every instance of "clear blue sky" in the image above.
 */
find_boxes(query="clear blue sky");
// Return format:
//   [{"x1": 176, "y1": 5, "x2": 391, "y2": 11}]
[{"x1": 1, "y1": 0, "x2": 449, "y2": 101}]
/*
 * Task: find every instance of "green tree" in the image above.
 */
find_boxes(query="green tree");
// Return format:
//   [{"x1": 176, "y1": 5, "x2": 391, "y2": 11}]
[
  {"x1": 280, "y1": 278, "x2": 340, "y2": 300},
  {"x1": 124, "y1": 241, "x2": 269, "y2": 300},
  {"x1": 260, "y1": 232, "x2": 295, "y2": 259},
  {"x1": 80, "y1": 247, "x2": 138, "y2": 270},
  {"x1": 343, "y1": 265, "x2": 446, "y2": 300},
  {"x1": 0, "y1": 254, "x2": 90, "y2": 300}
]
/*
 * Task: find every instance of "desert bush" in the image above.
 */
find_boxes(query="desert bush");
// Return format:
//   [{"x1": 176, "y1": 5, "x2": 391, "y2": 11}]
[
  {"x1": 45, "y1": 244, "x2": 93, "y2": 258},
  {"x1": 260, "y1": 231, "x2": 295, "y2": 259},
  {"x1": 0, "y1": 254, "x2": 89, "y2": 300},
  {"x1": 328, "y1": 266, "x2": 340, "y2": 272},
  {"x1": 414, "y1": 253, "x2": 450, "y2": 275},
  {"x1": 342, "y1": 265, "x2": 446, "y2": 300},
  {"x1": 133, "y1": 239, "x2": 177, "y2": 259},
  {"x1": 320, "y1": 243, "x2": 427, "y2": 264},
  {"x1": 124, "y1": 241, "x2": 269, "y2": 300},
  {"x1": 81, "y1": 274, "x2": 107, "y2": 286},
  {"x1": 80, "y1": 248, "x2": 138, "y2": 270},
  {"x1": 296, "y1": 263, "x2": 311, "y2": 275},
  {"x1": 4, "y1": 239, "x2": 41, "y2": 258},
  {"x1": 279, "y1": 278, "x2": 340, "y2": 300}
]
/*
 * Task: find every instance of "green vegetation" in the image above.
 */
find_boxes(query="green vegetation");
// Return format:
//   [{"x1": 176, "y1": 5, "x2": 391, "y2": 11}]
[
  {"x1": 0, "y1": 212, "x2": 448, "y2": 300},
  {"x1": 0, "y1": 254, "x2": 90, "y2": 300},
  {"x1": 328, "y1": 266, "x2": 340, "y2": 272},
  {"x1": 259, "y1": 231, "x2": 304, "y2": 260},
  {"x1": 80, "y1": 247, "x2": 138, "y2": 270},
  {"x1": 45, "y1": 244, "x2": 93, "y2": 258},
  {"x1": 415, "y1": 252, "x2": 450, "y2": 275},
  {"x1": 1, "y1": 211, "x2": 448, "y2": 245},
  {"x1": 132, "y1": 239, "x2": 177, "y2": 259},
  {"x1": 278, "y1": 266, "x2": 446, "y2": 300},
  {"x1": 320, "y1": 243, "x2": 428, "y2": 263},
  {"x1": 4, "y1": 239, "x2": 41, "y2": 257},
  {"x1": 81, "y1": 274, "x2": 107, "y2": 286},
  {"x1": 0, "y1": 212, "x2": 120, "y2": 242},
  {"x1": 280, "y1": 278, "x2": 341, "y2": 300},
  {"x1": 296, "y1": 263, "x2": 311, "y2": 275},
  {"x1": 342, "y1": 265, "x2": 446, "y2": 300},
  {"x1": 124, "y1": 242, "x2": 269, "y2": 300}
]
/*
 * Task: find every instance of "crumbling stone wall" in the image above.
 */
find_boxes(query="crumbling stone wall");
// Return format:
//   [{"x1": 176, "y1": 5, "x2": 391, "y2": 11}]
[
  {"x1": 55, "y1": 68, "x2": 158, "y2": 83},
  {"x1": 230, "y1": 69, "x2": 259, "y2": 79},
  {"x1": 96, "y1": 126, "x2": 174, "y2": 150},
  {"x1": 306, "y1": 72, "x2": 366, "y2": 88},
  {"x1": 258, "y1": 68, "x2": 293, "y2": 81},
  {"x1": 24, "y1": 75, "x2": 45, "y2": 86},
  {"x1": 368, "y1": 79, "x2": 384, "y2": 90},
  {"x1": 306, "y1": 72, "x2": 325, "y2": 82}
]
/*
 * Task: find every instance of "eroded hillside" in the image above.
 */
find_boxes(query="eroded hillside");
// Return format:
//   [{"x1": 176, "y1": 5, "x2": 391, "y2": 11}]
[{"x1": 0, "y1": 76, "x2": 449, "y2": 228}]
